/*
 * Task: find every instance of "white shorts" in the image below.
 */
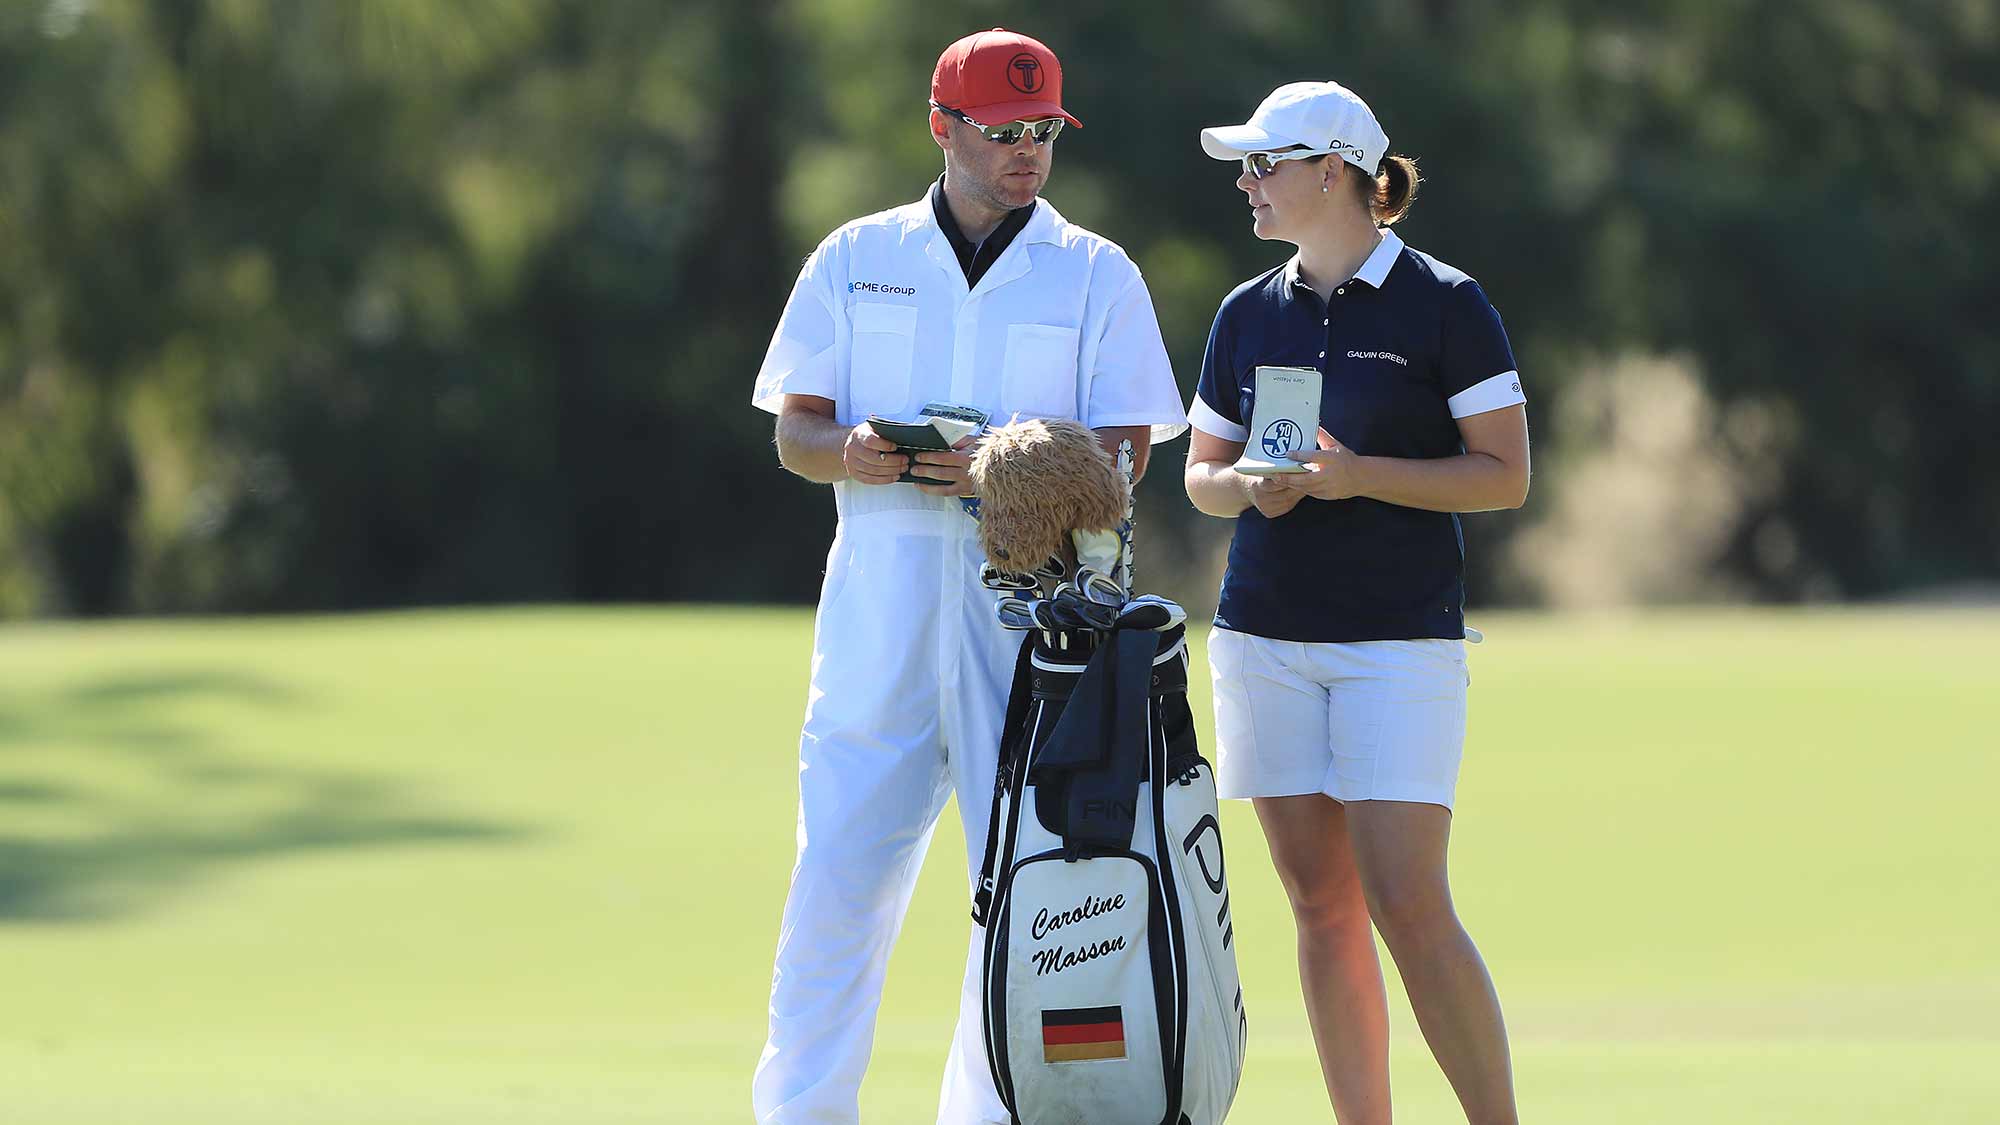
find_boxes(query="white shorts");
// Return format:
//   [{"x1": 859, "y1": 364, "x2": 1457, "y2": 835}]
[{"x1": 1206, "y1": 628, "x2": 1470, "y2": 809}]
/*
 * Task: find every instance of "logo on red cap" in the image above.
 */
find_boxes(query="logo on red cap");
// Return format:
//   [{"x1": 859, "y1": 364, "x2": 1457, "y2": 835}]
[{"x1": 1006, "y1": 52, "x2": 1044, "y2": 94}]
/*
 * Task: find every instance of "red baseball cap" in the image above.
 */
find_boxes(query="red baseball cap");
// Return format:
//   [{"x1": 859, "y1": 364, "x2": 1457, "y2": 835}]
[{"x1": 931, "y1": 28, "x2": 1081, "y2": 128}]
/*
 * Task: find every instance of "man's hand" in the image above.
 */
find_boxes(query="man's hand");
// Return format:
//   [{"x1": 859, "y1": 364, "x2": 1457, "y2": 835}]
[
  {"x1": 1247, "y1": 474, "x2": 1307, "y2": 519},
  {"x1": 1287, "y1": 427, "x2": 1367, "y2": 501},
  {"x1": 843, "y1": 424, "x2": 909, "y2": 486},
  {"x1": 911, "y1": 437, "x2": 977, "y2": 496}
]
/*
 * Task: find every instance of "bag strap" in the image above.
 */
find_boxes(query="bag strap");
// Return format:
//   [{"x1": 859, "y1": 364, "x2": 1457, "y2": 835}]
[{"x1": 972, "y1": 633, "x2": 1036, "y2": 926}]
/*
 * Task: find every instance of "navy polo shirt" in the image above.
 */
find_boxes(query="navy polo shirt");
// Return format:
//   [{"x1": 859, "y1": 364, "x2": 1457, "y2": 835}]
[{"x1": 1190, "y1": 229, "x2": 1525, "y2": 643}]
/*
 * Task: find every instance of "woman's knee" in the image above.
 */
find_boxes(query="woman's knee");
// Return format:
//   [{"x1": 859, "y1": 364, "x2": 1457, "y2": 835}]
[
  {"x1": 1360, "y1": 876, "x2": 1459, "y2": 951},
  {"x1": 1346, "y1": 803, "x2": 1461, "y2": 949},
  {"x1": 1277, "y1": 863, "x2": 1372, "y2": 940}
]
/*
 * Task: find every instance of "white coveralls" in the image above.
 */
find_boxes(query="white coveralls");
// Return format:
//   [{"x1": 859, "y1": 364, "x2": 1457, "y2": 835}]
[{"x1": 749, "y1": 193, "x2": 1187, "y2": 1124}]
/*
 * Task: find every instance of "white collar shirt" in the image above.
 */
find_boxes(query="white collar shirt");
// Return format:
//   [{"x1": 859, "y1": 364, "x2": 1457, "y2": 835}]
[
  {"x1": 753, "y1": 193, "x2": 1188, "y2": 496},
  {"x1": 1278, "y1": 227, "x2": 1405, "y2": 295}
]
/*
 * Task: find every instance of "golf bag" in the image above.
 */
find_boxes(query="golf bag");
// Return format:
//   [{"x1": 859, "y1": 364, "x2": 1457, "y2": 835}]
[{"x1": 972, "y1": 623, "x2": 1246, "y2": 1125}]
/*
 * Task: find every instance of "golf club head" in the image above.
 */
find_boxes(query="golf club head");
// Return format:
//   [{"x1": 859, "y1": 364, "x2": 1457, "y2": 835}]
[
  {"x1": 1116, "y1": 594, "x2": 1187, "y2": 632},
  {"x1": 980, "y1": 563, "x2": 1040, "y2": 592},
  {"x1": 1072, "y1": 567, "x2": 1125, "y2": 607},
  {"x1": 1041, "y1": 599, "x2": 1095, "y2": 632},
  {"x1": 1048, "y1": 588, "x2": 1119, "y2": 632},
  {"x1": 995, "y1": 593, "x2": 1044, "y2": 631},
  {"x1": 1032, "y1": 556, "x2": 1068, "y2": 584}
]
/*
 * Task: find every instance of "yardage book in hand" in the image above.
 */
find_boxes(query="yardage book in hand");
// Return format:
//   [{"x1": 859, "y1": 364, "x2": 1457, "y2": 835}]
[
  {"x1": 866, "y1": 402, "x2": 989, "y2": 485},
  {"x1": 1233, "y1": 366, "x2": 1322, "y2": 477}
]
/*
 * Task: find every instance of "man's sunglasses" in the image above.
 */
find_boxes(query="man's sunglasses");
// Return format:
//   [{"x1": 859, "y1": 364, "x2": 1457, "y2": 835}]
[
  {"x1": 931, "y1": 102, "x2": 1065, "y2": 146},
  {"x1": 1242, "y1": 147, "x2": 1339, "y2": 180}
]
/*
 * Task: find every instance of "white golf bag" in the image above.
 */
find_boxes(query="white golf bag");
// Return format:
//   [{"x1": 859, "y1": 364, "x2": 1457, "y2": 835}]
[{"x1": 972, "y1": 623, "x2": 1246, "y2": 1125}]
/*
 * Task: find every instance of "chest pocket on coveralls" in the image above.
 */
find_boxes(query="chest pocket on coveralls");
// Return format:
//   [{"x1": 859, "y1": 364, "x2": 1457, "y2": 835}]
[
  {"x1": 849, "y1": 301, "x2": 919, "y2": 415},
  {"x1": 1001, "y1": 323, "x2": 1081, "y2": 420}
]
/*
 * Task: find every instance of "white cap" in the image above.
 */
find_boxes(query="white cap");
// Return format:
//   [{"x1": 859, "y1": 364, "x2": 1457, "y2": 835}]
[{"x1": 1199, "y1": 81, "x2": 1388, "y2": 174}]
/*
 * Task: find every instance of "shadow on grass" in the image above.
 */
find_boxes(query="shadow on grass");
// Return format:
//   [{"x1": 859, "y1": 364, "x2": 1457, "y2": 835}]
[{"x1": 0, "y1": 669, "x2": 529, "y2": 922}]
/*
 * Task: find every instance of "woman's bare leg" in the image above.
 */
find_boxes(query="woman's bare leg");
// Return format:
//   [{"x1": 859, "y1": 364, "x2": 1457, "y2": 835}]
[
  {"x1": 1253, "y1": 793, "x2": 1393, "y2": 1125},
  {"x1": 1345, "y1": 800, "x2": 1516, "y2": 1125}
]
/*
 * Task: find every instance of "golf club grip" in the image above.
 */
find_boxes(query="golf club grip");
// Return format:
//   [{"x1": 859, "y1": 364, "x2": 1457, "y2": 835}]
[{"x1": 1116, "y1": 439, "x2": 1136, "y2": 596}]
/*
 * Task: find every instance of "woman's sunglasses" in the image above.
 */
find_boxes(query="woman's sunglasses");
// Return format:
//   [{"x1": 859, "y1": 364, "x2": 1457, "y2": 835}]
[
  {"x1": 1242, "y1": 147, "x2": 1338, "y2": 180},
  {"x1": 931, "y1": 102, "x2": 1065, "y2": 147}
]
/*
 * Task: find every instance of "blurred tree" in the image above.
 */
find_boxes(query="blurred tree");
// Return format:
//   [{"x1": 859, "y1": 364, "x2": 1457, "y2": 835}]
[
  {"x1": 1, "y1": 0, "x2": 814, "y2": 611},
  {"x1": 0, "y1": 0, "x2": 1993, "y2": 616}
]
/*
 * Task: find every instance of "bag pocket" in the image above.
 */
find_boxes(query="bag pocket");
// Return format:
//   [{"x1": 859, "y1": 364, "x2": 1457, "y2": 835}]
[
  {"x1": 1002, "y1": 323, "x2": 1081, "y2": 419},
  {"x1": 1164, "y1": 763, "x2": 1247, "y2": 1116},
  {"x1": 989, "y1": 850, "x2": 1170, "y2": 1122},
  {"x1": 849, "y1": 301, "x2": 918, "y2": 416}
]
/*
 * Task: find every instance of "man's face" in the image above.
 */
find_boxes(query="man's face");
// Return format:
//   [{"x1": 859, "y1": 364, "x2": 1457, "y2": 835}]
[{"x1": 934, "y1": 112, "x2": 1056, "y2": 211}]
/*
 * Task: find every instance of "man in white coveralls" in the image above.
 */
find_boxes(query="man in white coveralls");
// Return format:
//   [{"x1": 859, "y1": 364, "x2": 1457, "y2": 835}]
[{"x1": 748, "y1": 25, "x2": 1188, "y2": 1125}]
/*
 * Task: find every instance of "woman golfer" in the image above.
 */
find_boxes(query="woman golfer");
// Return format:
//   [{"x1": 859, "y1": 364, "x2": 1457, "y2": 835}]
[{"x1": 1183, "y1": 81, "x2": 1529, "y2": 1125}]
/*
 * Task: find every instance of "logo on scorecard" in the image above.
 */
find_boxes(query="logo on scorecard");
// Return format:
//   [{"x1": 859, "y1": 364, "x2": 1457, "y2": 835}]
[{"x1": 1260, "y1": 419, "x2": 1302, "y2": 459}]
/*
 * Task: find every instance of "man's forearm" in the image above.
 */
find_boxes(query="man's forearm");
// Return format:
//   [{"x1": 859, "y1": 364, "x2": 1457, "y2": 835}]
[
  {"x1": 774, "y1": 409, "x2": 853, "y2": 484},
  {"x1": 1094, "y1": 425, "x2": 1154, "y2": 484}
]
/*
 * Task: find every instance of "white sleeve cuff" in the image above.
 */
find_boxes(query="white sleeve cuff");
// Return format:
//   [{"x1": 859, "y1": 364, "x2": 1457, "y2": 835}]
[
  {"x1": 1088, "y1": 412, "x2": 1192, "y2": 442},
  {"x1": 750, "y1": 347, "x2": 836, "y2": 414},
  {"x1": 1447, "y1": 370, "x2": 1526, "y2": 419},
  {"x1": 1188, "y1": 395, "x2": 1247, "y2": 442}
]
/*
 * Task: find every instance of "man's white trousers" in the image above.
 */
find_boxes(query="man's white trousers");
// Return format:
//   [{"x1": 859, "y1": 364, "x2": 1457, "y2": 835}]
[{"x1": 753, "y1": 495, "x2": 1017, "y2": 1124}]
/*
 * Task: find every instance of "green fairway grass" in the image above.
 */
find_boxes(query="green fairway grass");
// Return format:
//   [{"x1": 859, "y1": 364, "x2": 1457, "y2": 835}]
[{"x1": 2, "y1": 607, "x2": 1994, "y2": 1123}]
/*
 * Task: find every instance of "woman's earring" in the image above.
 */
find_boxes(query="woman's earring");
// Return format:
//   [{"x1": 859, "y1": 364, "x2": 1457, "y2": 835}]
[{"x1": 1322, "y1": 183, "x2": 1330, "y2": 193}]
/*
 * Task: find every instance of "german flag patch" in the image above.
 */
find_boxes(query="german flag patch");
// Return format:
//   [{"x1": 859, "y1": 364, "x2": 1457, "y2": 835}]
[{"x1": 1040, "y1": 1005, "x2": 1126, "y2": 1063}]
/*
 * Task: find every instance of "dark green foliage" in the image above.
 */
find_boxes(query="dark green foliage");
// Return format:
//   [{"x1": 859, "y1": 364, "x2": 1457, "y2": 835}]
[{"x1": 0, "y1": 0, "x2": 1993, "y2": 615}]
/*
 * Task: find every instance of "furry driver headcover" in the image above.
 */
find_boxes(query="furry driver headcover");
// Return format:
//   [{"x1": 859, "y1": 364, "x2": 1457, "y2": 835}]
[{"x1": 969, "y1": 418, "x2": 1129, "y2": 571}]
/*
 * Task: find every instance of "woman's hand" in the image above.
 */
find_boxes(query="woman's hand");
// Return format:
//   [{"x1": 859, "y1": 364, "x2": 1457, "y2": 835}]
[
  {"x1": 1287, "y1": 428, "x2": 1368, "y2": 501},
  {"x1": 1247, "y1": 474, "x2": 1307, "y2": 519}
]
